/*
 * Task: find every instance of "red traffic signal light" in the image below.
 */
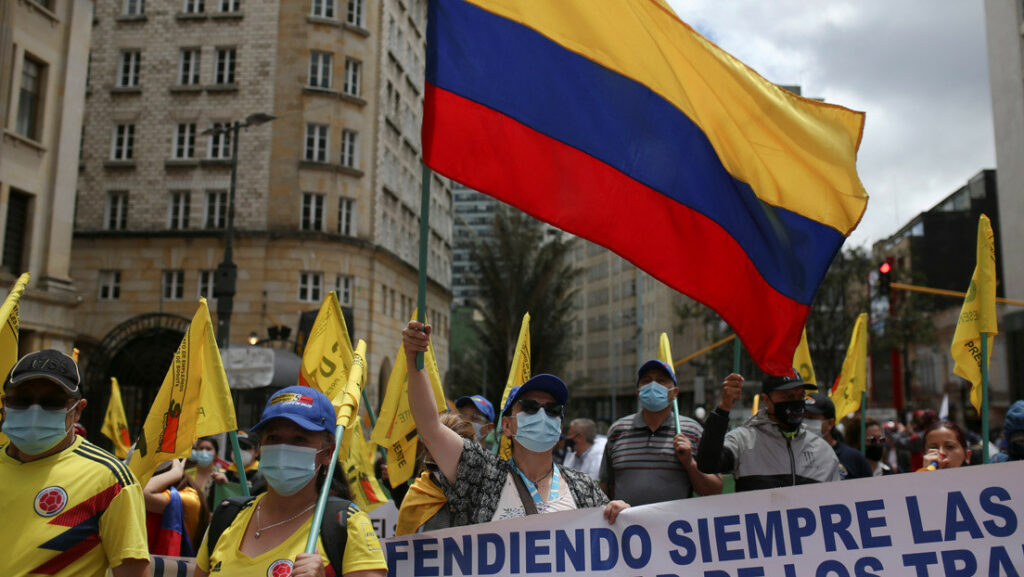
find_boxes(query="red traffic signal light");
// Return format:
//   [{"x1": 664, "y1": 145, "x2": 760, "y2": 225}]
[
  {"x1": 879, "y1": 262, "x2": 891, "y2": 274},
  {"x1": 878, "y1": 259, "x2": 893, "y2": 296}
]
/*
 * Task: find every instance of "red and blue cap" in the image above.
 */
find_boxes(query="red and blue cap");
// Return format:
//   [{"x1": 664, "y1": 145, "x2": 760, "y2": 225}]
[
  {"x1": 501, "y1": 374, "x2": 569, "y2": 416},
  {"x1": 250, "y1": 385, "x2": 337, "y2": 435},
  {"x1": 455, "y1": 395, "x2": 495, "y2": 423}
]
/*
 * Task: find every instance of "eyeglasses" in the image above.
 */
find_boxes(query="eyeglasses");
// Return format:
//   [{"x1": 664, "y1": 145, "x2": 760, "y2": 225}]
[
  {"x1": 517, "y1": 399, "x2": 563, "y2": 418},
  {"x1": 2, "y1": 395, "x2": 74, "y2": 411}
]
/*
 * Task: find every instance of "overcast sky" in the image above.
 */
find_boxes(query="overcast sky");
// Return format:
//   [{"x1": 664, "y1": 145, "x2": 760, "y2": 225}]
[{"x1": 666, "y1": 0, "x2": 996, "y2": 249}]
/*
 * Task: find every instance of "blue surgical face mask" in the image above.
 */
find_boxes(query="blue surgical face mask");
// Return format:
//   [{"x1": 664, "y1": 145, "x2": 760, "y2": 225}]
[
  {"x1": 191, "y1": 448, "x2": 215, "y2": 468},
  {"x1": 2, "y1": 403, "x2": 75, "y2": 455},
  {"x1": 514, "y1": 411, "x2": 562, "y2": 453},
  {"x1": 259, "y1": 444, "x2": 319, "y2": 496},
  {"x1": 638, "y1": 383, "x2": 671, "y2": 412}
]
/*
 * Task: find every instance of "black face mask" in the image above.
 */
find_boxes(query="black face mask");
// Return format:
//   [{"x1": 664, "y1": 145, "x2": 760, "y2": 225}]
[
  {"x1": 770, "y1": 400, "x2": 805, "y2": 430},
  {"x1": 564, "y1": 437, "x2": 576, "y2": 450},
  {"x1": 865, "y1": 444, "x2": 884, "y2": 461}
]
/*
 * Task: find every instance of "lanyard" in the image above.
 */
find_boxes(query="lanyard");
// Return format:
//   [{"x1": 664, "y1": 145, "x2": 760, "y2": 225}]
[{"x1": 509, "y1": 460, "x2": 560, "y2": 507}]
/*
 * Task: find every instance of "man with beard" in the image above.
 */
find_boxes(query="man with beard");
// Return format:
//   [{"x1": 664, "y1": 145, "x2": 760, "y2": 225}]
[{"x1": 696, "y1": 372, "x2": 840, "y2": 491}]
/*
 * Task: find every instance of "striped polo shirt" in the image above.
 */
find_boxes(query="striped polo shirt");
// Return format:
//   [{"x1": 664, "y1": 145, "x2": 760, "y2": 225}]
[{"x1": 599, "y1": 411, "x2": 703, "y2": 506}]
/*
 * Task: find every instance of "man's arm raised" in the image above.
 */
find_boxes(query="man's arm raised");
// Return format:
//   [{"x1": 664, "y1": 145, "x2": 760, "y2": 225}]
[{"x1": 402, "y1": 321, "x2": 464, "y2": 484}]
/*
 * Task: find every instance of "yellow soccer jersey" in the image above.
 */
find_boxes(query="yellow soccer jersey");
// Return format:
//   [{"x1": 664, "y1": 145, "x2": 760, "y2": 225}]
[
  {"x1": 0, "y1": 436, "x2": 149, "y2": 577},
  {"x1": 198, "y1": 493, "x2": 386, "y2": 577}
]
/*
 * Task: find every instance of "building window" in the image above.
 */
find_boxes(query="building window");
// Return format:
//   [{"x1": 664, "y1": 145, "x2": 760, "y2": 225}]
[
  {"x1": 346, "y1": 0, "x2": 363, "y2": 27},
  {"x1": 219, "y1": 0, "x2": 239, "y2": 12},
  {"x1": 337, "y1": 198, "x2": 354, "y2": 236},
  {"x1": 123, "y1": 0, "x2": 145, "y2": 16},
  {"x1": 168, "y1": 191, "x2": 190, "y2": 229},
  {"x1": 179, "y1": 48, "x2": 201, "y2": 85},
  {"x1": 308, "y1": 51, "x2": 331, "y2": 89},
  {"x1": 163, "y1": 270, "x2": 185, "y2": 300},
  {"x1": 110, "y1": 124, "x2": 135, "y2": 160},
  {"x1": 173, "y1": 123, "x2": 196, "y2": 159},
  {"x1": 205, "y1": 191, "x2": 227, "y2": 228},
  {"x1": 304, "y1": 124, "x2": 328, "y2": 162},
  {"x1": 298, "y1": 272, "x2": 323, "y2": 302},
  {"x1": 301, "y1": 193, "x2": 325, "y2": 231},
  {"x1": 311, "y1": 0, "x2": 335, "y2": 19},
  {"x1": 336, "y1": 275, "x2": 353, "y2": 306},
  {"x1": 106, "y1": 192, "x2": 128, "y2": 230},
  {"x1": 2, "y1": 190, "x2": 30, "y2": 275},
  {"x1": 183, "y1": 0, "x2": 204, "y2": 14},
  {"x1": 343, "y1": 59, "x2": 361, "y2": 97},
  {"x1": 15, "y1": 56, "x2": 44, "y2": 141},
  {"x1": 208, "y1": 123, "x2": 231, "y2": 159},
  {"x1": 340, "y1": 129, "x2": 357, "y2": 168},
  {"x1": 117, "y1": 50, "x2": 140, "y2": 88},
  {"x1": 198, "y1": 270, "x2": 215, "y2": 300},
  {"x1": 99, "y1": 271, "x2": 122, "y2": 300},
  {"x1": 215, "y1": 48, "x2": 236, "y2": 85}
]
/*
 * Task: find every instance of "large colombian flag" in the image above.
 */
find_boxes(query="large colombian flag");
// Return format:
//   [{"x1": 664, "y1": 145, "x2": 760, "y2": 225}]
[{"x1": 422, "y1": 0, "x2": 869, "y2": 375}]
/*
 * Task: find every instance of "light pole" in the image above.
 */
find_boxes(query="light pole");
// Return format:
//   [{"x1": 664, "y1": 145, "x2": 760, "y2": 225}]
[{"x1": 201, "y1": 112, "x2": 275, "y2": 349}]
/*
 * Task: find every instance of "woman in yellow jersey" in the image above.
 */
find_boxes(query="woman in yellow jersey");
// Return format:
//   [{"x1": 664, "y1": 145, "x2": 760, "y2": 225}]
[
  {"x1": 195, "y1": 386, "x2": 387, "y2": 577},
  {"x1": 187, "y1": 436, "x2": 226, "y2": 503}
]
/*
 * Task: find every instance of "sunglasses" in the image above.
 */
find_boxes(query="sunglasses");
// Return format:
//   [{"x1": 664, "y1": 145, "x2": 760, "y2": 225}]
[{"x1": 517, "y1": 399, "x2": 563, "y2": 418}]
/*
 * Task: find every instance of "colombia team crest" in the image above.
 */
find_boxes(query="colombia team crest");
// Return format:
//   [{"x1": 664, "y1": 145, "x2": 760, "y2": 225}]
[
  {"x1": 34, "y1": 486, "x2": 68, "y2": 517},
  {"x1": 268, "y1": 559, "x2": 293, "y2": 577}
]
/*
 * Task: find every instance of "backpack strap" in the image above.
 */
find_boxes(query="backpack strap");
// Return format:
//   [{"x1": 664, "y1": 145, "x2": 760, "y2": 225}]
[
  {"x1": 319, "y1": 496, "x2": 353, "y2": 572},
  {"x1": 207, "y1": 496, "x2": 255, "y2": 558}
]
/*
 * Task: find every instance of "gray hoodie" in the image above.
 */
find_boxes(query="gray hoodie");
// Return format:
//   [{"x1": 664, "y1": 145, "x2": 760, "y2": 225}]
[{"x1": 698, "y1": 408, "x2": 840, "y2": 492}]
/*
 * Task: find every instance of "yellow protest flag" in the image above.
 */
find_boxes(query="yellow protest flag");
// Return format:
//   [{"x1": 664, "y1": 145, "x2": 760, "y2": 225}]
[
  {"x1": 658, "y1": 332, "x2": 674, "y2": 367},
  {"x1": 951, "y1": 214, "x2": 998, "y2": 412},
  {"x1": 339, "y1": 343, "x2": 388, "y2": 511},
  {"x1": 370, "y1": 311, "x2": 445, "y2": 487},
  {"x1": 497, "y1": 313, "x2": 531, "y2": 460},
  {"x1": 300, "y1": 291, "x2": 358, "y2": 454},
  {"x1": 0, "y1": 273, "x2": 30, "y2": 444},
  {"x1": 793, "y1": 329, "x2": 817, "y2": 387},
  {"x1": 300, "y1": 292, "x2": 355, "y2": 409},
  {"x1": 101, "y1": 377, "x2": 132, "y2": 459},
  {"x1": 830, "y1": 313, "x2": 868, "y2": 419},
  {"x1": 130, "y1": 299, "x2": 237, "y2": 485}
]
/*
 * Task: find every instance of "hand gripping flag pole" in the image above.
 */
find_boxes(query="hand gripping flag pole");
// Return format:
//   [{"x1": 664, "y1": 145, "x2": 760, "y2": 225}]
[{"x1": 305, "y1": 339, "x2": 368, "y2": 553}]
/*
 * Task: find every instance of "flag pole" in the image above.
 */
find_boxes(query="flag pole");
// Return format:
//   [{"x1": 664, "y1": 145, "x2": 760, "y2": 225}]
[
  {"x1": 416, "y1": 163, "x2": 431, "y2": 371},
  {"x1": 981, "y1": 332, "x2": 990, "y2": 464},
  {"x1": 306, "y1": 341, "x2": 366, "y2": 553},
  {"x1": 227, "y1": 431, "x2": 250, "y2": 497},
  {"x1": 733, "y1": 337, "x2": 741, "y2": 373}
]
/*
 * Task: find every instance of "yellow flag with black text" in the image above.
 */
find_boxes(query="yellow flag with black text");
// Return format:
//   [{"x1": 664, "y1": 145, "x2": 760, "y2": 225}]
[
  {"x1": 831, "y1": 313, "x2": 868, "y2": 419},
  {"x1": 300, "y1": 292, "x2": 358, "y2": 454},
  {"x1": 498, "y1": 313, "x2": 531, "y2": 460},
  {"x1": 101, "y1": 377, "x2": 132, "y2": 459},
  {"x1": 793, "y1": 329, "x2": 817, "y2": 387},
  {"x1": 951, "y1": 214, "x2": 998, "y2": 412},
  {"x1": 370, "y1": 311, "x2": 446, "y2": 487},
  {"x1": 0, "y1": 273, "x2": 30, "y2": 444},
  {"x1": 129, "y1": 299, "x2": 237, "y2": 485}
]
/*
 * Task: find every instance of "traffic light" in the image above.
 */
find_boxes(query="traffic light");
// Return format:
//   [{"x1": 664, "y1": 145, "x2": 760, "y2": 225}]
[{"x1": 878, "y1": 260, "x2": 892, "y2": 296}]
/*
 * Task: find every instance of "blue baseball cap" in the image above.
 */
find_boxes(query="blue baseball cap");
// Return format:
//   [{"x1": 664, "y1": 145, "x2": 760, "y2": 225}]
[
  {"x1": 250, "y1": 385, "x2": 337, "y2": 435},
  {"x1": 455, "y1": 395, "x2": 495, "y2": 423},
  {"x1": 637, "y1": 359, "x2": 676, "y2": 385},
  {"x1": 501, "y1": 374, "x2": 569, "y2": 416}
]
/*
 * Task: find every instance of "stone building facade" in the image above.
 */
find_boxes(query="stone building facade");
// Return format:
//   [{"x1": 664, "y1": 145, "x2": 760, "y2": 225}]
[
  {"x1": 73, "y1": 0, "x2": 452, "y2": 427},
  {"x1": 0, "y1": 0, "x2": 92, "y2": 354}
]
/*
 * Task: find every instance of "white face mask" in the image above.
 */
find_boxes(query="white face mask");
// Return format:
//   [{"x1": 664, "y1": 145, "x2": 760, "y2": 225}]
[{"x1": 805, "y1": 419, "x2": 825, "y2": 438}]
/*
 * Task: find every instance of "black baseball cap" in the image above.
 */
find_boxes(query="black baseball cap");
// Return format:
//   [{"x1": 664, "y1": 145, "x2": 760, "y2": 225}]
[
  {"x1": 762, "y1": 371, "x2": 813, "y2": 395},
  {"x1": 6, "y1": 350, "x2": 82, "y2": 398},
  {"x1": 804, "y1": 392, "x2": 836, "y2": 420}
]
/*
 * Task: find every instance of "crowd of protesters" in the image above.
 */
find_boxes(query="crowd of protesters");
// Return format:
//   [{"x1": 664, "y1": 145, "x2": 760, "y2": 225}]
[{"x1": 3, "y1": 339, "x2": 1021, "y2": 575}]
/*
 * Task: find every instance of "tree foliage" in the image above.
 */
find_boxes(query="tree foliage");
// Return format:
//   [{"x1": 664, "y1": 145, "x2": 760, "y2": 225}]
[{"x1": 448, "y1": 208, "x2": 579, "y2": 401}]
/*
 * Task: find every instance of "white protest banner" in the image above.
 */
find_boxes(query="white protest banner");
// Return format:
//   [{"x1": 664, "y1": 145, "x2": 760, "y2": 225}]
[
  {"x1": 383, "y1": 462, "x2": 1024, "y2": 577},
  {"x1": 370, "y1": 500, "x2": 400, "y2": 540}
]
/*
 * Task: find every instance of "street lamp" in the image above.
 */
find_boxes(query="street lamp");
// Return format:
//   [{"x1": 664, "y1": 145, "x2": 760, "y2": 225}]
[{"x1": 201, "y1": 112, "x2": 276, "y2": 349}]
